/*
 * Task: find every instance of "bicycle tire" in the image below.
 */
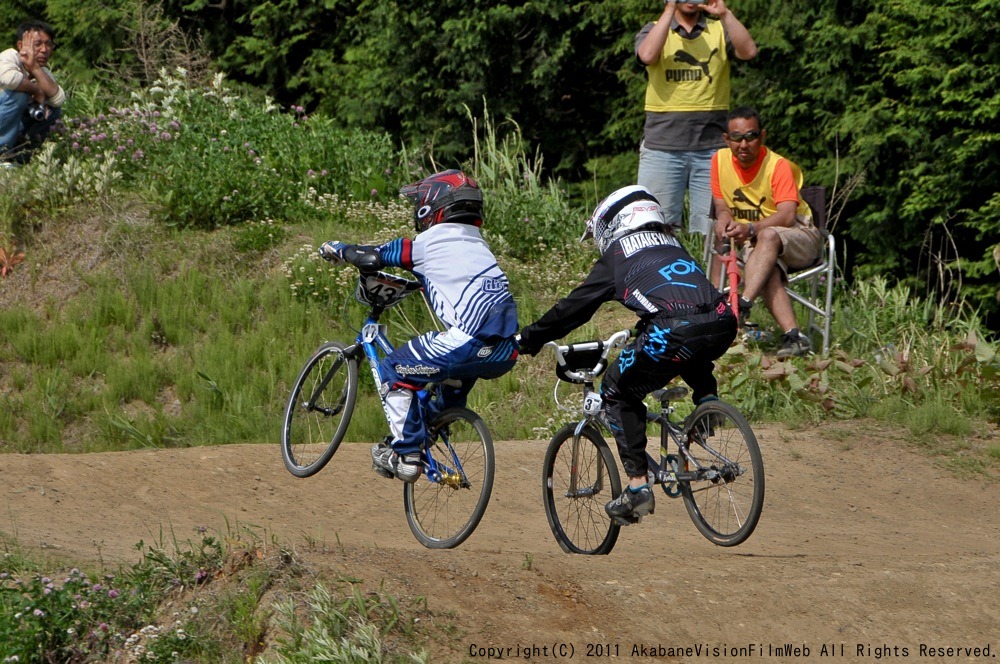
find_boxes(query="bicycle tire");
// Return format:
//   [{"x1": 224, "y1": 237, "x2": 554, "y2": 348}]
[
  {"x1": 542, "y1": 424, "x2": 622, "y2": 555},
  {"x1": 404, "y1": 407, "x2": 495, "y2": 549},
  {"x1": 281, "y1": 341, "x2": 359, "y2": 478},
  {"x1": 679, "y1": 400, "x2": 764, "y2": 546}
]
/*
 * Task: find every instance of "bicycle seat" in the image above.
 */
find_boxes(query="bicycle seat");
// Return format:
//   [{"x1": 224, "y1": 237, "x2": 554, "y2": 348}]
[{"x1": 652, "y1": 386, "x2": 688, "y2": 404}]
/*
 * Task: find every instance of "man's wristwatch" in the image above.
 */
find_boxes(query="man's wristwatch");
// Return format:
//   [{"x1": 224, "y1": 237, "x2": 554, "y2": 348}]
[{"x1": 748, "y1": 223, "x2": 756, "y2": 239}]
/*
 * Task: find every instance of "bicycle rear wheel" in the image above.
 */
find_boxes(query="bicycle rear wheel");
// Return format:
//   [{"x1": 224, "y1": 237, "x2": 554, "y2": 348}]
[
  {"x1": 404, "y1": 407, "x2": 494, "y2": 549},
  {"x1": 542, "y1": 424, "x2": 622, "y2": 555},
  {"x1": 679, "y1": 400, "x2": 764, "y2": 546},
  {"x1": 281, "y1": 341, "x2": 359, "y2": 478}
]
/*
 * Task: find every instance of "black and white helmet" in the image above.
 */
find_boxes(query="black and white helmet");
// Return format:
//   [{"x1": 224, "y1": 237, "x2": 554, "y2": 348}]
[{"x1": 581, "y1": 185, "x2": 667, "y2": 255}]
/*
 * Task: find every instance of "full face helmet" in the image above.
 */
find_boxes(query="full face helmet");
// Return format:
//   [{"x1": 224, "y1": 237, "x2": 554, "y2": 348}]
[
  {"x1": 399, "y1": 169, "x2": 484, "y2": 232},
  {"x1": 581, "y1": 185, "x2": 667, "y2": 255}
]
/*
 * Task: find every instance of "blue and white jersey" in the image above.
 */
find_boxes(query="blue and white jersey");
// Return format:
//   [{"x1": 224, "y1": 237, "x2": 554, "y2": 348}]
[{"x1": 375, "y1": 223, "x2": 519, "y2": 340}]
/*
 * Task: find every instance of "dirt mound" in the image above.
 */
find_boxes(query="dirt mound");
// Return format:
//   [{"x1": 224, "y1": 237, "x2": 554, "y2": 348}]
[{"x1": 2, "y1": 421, "x2": 998, "y2": 661}]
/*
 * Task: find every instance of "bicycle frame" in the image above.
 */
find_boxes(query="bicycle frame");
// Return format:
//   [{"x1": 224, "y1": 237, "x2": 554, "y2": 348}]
[
  {"x1": 346, "y1": 284, "x2": 471, "y2": 488},
  {"x1": 548, "y1": 331, "x2": 749, "y2": 499}
]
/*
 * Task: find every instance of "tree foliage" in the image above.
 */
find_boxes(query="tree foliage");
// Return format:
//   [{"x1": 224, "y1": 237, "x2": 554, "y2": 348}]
[
  {"x1": 5, "y1": 0, "x2": 999, "y2": 326},
  {"x1": 732, "y1": 0, "x2": 999, "y2": 325}
]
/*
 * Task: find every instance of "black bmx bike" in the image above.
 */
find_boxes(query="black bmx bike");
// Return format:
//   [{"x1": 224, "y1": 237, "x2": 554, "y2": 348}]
[{"x1": 541, "y1": 329, "x2": 765, "y2": 554}]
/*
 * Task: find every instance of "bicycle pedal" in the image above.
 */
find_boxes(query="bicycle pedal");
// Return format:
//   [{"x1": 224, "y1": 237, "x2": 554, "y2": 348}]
[
  {"x1": 371, "y1": 463, "x2": 394, "y2": 479},
  {"x1": 611, "y1": 514, "x2": 643, "y2": 527}
]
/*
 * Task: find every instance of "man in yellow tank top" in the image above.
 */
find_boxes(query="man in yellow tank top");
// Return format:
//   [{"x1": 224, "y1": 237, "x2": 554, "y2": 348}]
[
  {"x1": 636, "y1": 1, "x2": 756, "y2": 237},
  {"x1": 711, "y1": 107, "x2": 823, "y2": 358}
]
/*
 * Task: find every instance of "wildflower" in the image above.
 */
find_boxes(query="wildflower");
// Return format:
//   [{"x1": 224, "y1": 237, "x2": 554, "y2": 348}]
[
  {"x1": 33, "y1": 609, "x2": 44, "y2": 617},
  {"x1": 108, "y1": 589, "x2": 120, "y2": 598}
]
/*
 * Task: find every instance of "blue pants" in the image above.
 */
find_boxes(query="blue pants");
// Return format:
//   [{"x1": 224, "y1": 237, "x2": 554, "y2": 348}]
[
  {"x1": 378, "y1": 328, "x2": 518, "y2": 455},
  {"x1": 0, "y1": 89, "x2": 61, "y2": 163},
  {"x1": 637, "y1": 144, "x2": 715, "y2": 236}
]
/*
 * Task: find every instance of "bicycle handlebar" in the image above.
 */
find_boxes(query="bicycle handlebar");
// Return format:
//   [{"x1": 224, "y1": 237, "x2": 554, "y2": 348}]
[{"x1": 545, "y1": 329, "x2": 631, "y2": 382}]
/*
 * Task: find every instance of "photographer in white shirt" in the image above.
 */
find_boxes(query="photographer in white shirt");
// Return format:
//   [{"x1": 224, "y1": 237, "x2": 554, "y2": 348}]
[{"x1": 0, "y1": 20, "x2": 66, "y2": 165}]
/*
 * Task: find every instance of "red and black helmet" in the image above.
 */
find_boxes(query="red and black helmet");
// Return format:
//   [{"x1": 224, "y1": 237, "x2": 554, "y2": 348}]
[{"x1": 399, "y1": 169, "x2": 484, "y2": 232}]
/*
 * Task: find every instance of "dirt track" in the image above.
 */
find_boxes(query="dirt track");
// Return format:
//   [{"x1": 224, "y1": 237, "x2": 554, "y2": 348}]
[{"x1": 2, "y1": 422, "x2": 998, "y2": 662}]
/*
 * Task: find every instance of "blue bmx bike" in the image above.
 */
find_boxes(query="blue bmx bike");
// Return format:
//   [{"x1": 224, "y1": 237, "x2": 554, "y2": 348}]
[{"x1": 281, "y1": 266, "x2": 495, "y2": 549}]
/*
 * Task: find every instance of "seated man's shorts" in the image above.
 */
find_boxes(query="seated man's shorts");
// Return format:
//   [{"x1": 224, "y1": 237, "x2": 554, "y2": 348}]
[{"x1": 744, "y1": 226, "x2": 823, "y2": 277}]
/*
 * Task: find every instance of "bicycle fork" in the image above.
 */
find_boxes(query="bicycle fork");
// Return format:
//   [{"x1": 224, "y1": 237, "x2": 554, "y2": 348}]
[{"x1": 565, "y1": 419, "x2": 607, "y2": 499}]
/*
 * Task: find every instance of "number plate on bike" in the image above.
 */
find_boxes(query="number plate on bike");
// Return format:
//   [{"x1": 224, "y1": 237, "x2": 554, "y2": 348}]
[{"x1": 355, "y1": 272, "x2": 421, "y2": 307}]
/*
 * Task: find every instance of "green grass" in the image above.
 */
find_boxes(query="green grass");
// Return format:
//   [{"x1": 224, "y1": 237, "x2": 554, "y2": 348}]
[
  {"x1": 0, "y1": 524, "x2": 430, "y2": 663},
  {"x1": 0, "y1": 67, "x2": 998, "y2": 662}
]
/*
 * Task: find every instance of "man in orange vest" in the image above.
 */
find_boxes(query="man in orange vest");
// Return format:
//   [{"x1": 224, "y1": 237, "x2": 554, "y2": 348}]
[{"x1": 711, "y1": 106, "x2": 822, "y2": 358}]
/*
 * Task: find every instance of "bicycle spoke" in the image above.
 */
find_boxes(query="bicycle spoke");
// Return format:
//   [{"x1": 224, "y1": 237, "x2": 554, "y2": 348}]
[
  {"x1": 543, "y1": 425, "x2": 621, "y2": 555},
  {"x1": 404, "y1": 409, "x2": 494, "y2": 549},
  {"x1": 281, "y1": 343, "x2": 358, "y2": 478},
  {"x1": 680, "y1": 402, "x2": 764, "y2": 546}
]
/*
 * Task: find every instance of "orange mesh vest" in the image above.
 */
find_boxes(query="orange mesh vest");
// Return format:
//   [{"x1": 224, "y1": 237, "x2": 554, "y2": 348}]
[{"x1": 716, "y1": 148, "x2": 811, "y2": 225}]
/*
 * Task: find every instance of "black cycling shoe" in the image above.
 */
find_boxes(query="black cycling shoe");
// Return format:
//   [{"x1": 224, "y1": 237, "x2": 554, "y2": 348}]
[{"x1": 605, "y1": 484, "x2": 655, "y2": 525}]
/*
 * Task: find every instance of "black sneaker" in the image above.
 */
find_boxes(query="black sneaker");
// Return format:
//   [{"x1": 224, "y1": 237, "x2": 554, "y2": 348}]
[
  {"x1": 776, "y1": 329, "x2": 812, "y2": 359},
  {"x1": 605, "y1": 484, "x2": 655, "y2": 524},
  {"x1": 371, "y1": 442, "x2": 422, "y2": 483},
  {"x1": 736, "y1": 296, "x2": 753, "y2": 325}
]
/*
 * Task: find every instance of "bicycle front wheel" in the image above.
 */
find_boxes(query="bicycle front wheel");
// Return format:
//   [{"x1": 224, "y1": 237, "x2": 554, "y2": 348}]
[
  {"x1": 404, "y1": 408, "x2": 495, "y2": 549},
  {"x1": 542, "y1": 424, "x2": 622, "y2": 555},
  {"x1": 680, "y1": 400, "x2": 764, "y2": 546},
  {"x1": 281, "y1": 341, "x2": 359, "y2": 478}
]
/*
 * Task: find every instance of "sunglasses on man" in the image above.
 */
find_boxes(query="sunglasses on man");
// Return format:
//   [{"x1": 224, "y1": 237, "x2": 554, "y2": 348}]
[{"x1": 727, "y1": 130, "x2": 761, "y2": 143}]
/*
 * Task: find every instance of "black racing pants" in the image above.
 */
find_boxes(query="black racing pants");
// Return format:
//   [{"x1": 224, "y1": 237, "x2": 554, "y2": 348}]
[{"x1": 600, "y1": 308, "x2": 737, "y2": 479}]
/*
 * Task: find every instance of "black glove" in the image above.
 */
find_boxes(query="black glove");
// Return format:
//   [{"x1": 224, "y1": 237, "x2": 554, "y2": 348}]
[{"x1": 517, "y1": 330, "x2": 543, "y2": 357}]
